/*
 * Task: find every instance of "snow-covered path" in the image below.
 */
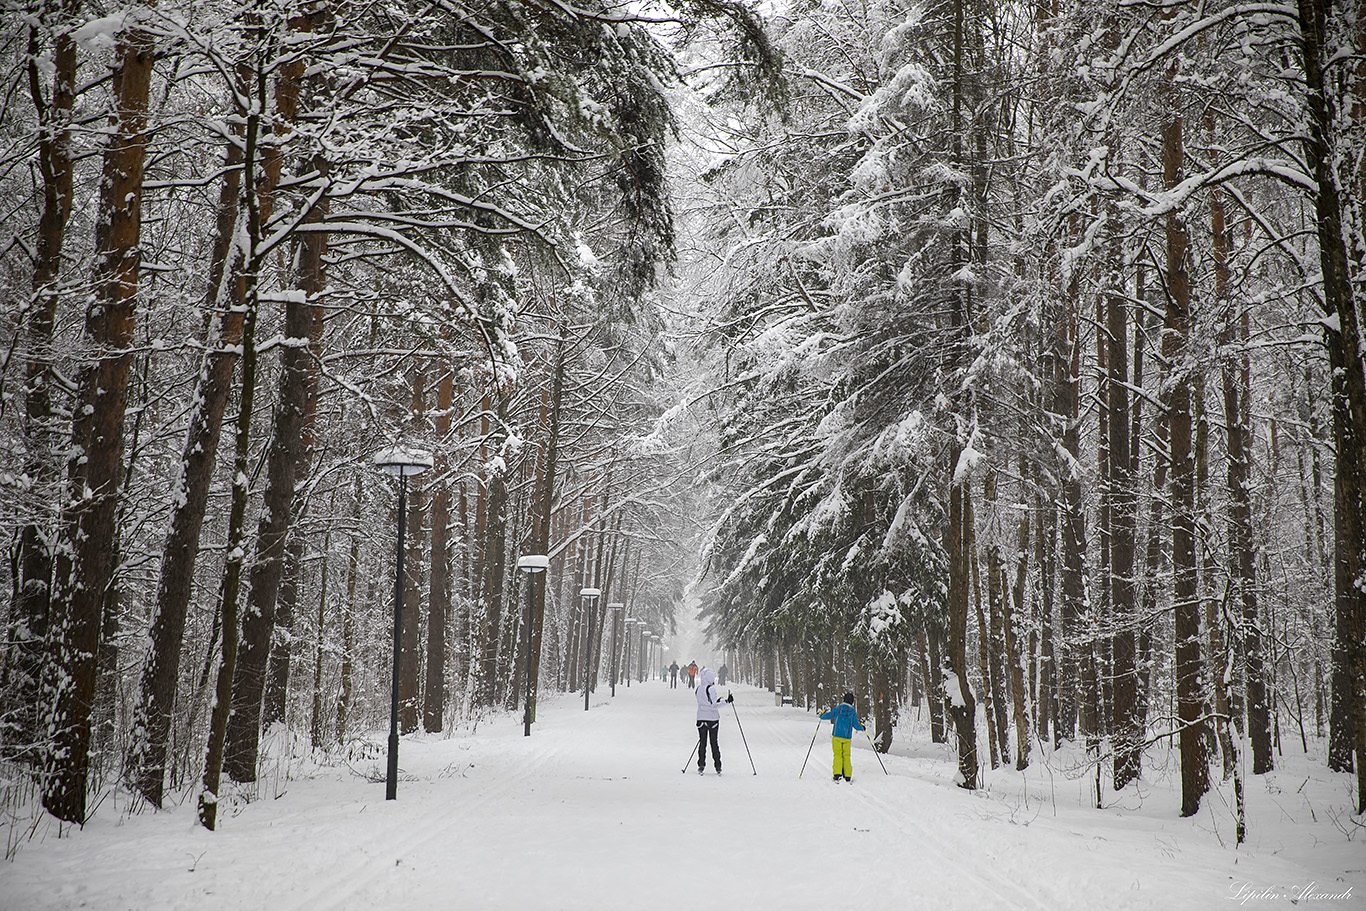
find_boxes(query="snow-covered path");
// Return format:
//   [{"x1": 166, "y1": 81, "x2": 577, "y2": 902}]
[{"x1": 2, "y1": 680, "x2": 1355, "y2": 910}]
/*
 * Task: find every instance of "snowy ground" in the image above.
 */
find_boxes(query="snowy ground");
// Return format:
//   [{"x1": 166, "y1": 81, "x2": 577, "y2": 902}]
[{"x1": 2, "y1": 680, "x2": 1360, "y2": 911}]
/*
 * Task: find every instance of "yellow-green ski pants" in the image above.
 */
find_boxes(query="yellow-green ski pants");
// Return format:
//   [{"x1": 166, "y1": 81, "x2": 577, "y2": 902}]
[{"x1": 832, "y1": 736, "x2": 852, "y2": 779}]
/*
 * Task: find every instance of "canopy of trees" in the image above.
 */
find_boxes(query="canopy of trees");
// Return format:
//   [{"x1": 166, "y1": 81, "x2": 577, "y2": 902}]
[{"x1": 0, "y1": 0, "x2": 1361, "y2": 836}]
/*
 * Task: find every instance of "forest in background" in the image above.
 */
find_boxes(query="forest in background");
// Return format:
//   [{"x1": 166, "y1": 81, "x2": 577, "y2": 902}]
[{"x1": 0, "y1": 0, "x2": 1363, "y2": 843}]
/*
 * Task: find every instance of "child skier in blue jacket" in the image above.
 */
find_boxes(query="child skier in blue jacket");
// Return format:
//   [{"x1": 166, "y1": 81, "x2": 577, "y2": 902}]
[{"x1": 820, "y1": 692, "x2": 866, "y2": 782}]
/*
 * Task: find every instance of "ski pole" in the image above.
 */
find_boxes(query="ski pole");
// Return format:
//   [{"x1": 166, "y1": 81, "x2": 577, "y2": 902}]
[
  {"x1": 681, "y1": 739, "x2": 698, "y2": 774},
  {"x1": 729, "y1": 700, "x2": 757, "y2": 775},
  {"x1": 798, "y1": 718, "x2": 822, "y2": 779},
  {"x1": 864, "y1": 728, "x2": 890, "y2": 776}
]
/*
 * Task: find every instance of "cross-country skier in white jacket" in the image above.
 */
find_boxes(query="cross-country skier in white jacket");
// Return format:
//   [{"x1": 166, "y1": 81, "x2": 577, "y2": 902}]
[{"x1": 694, "y1": 667, "x2": 733, "y2": 774}]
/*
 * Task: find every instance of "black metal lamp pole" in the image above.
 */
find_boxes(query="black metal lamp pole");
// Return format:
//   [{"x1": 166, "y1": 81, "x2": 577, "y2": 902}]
[
  {"x1": 518, "y1": 555, "x2": 549, "y2": 737},
  {"x1": 387, "y1": 473, "x2": 406, "y2": 800},
  {"x1": 581, "y1": 587, "x2": 599, "y2": 711},
  {"x1": 608, "y1": 604, "x2": 623, "y2": 697},
  {"x1": 372, "y1": 446, "x2": 432, "y2": 801}
]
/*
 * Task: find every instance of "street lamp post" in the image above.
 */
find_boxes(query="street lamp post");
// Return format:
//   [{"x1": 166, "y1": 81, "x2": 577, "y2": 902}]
[
  {"x1": 640, "y1": 626, "x2": 650, "y2": 682},
  {"x1": 372, "y1": 446, "x2": 433, "y2": 801},
  {"x1": 517, "y1": 554, "x2": 550, "y2": 737},
  {"x1": 623, "y1": 618, "x2": 635, "y2": 688},
  {"x1": 580, "y1": 587, "x2": 600, "y2": 711},
  {"x1": 608, "y1": 603, "x2": 624, "y2": 697}
]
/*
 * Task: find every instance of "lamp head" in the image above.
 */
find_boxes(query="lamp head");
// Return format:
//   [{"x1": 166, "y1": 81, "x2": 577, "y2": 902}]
[
  {"x1": 372, "y1": 446, "x2": 434, "y2": 477},
  {"x1": 517, "y1": 554, "x2": 550, "y2": 573}
]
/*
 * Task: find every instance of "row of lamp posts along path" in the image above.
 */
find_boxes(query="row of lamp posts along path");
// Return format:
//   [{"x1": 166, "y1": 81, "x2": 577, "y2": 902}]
[{"x1": 372, "y1": 446, "x2": 668, "y2": 798}]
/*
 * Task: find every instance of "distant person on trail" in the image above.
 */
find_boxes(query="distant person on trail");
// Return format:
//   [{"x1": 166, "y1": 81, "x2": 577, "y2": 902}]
[
  {"x1": 670, "y1": 661, "x2": 679, "y2": 688},
  {"x1": 662, "y1": 665, "x2": 669, "y2": 682},
  {"x1": 694, "y1": 667, "x2": 733, "y2": 774},
  {"x1": 687, "y1": 662, "x2": 698, "y2": 687},
  {"x1": 820, "y1": 692, "x2": 866, "y2": 783},
  {"x1": 717, "y1": 664, "x2": 728, "y2": 686}
]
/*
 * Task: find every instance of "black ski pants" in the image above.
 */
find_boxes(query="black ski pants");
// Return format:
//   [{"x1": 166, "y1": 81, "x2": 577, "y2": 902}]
[{"x1": 697, "y1": 720, "x2": 721, "y2": 771}]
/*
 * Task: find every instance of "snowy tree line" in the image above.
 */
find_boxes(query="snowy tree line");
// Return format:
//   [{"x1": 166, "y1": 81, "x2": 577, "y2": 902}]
[
  {"x1": 0, "y1": 0, "x2": 775, "y2": 830},
  {"x1": 682, "y1": 0, "x2": 1365, "y2": 825},
  {"x1": 1, "y1": 0, "x2": 1363, "y2": 842}
]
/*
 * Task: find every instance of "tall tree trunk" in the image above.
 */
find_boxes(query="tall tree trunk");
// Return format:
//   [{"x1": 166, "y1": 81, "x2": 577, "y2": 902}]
[
  {"x1": 40, "y1": 18, "x2": 153, "y2": 824},
  {"x1": 1008, "y1": 462, "x2": 1031, "y2": 770},
  {"x1": 1163, "y1": 106, "x2": 1210, "y2": 818},
  {"x1": 476, "y1": 395, "x2": 509, "y2": 708},
  {"x1": 1108, "y1": 211, "x2": 1140, "y2": 790},
  {"x1": 425, "y1": 362, "x2": 454, "y2": 732},
  {"x1": 198, "y1": 59, "x2": 268, "y2": 829},
  {"x1": 309, "y1": 513, "x2": 333, "y2": 749},
  {"x1": 223, "y1": 278, "x2": 316, "y2": 782},
  {"x1": 397, "y1": 369, "x2": 427, "y2": 733},
  {"x1": 126, "y1": 127, "x2": 247, "y2": 806},
  {"x1": 529, "y1": 331, "x2": 568, "y2": 724},
  {"x1": 221, "y1": 34, "x2": 311, "y2": 783},
  {"x1": 946, "y1": 441, "x2": 979, "y2": 789},
  {"x1": 1214, "y1": 207, "x2": 1272, "y2": 774},
  {"x1": 1295, "y1": 0, "x2": 1366, "y2": 812},
  {"x1": 261, "y1": 147, "x2": 329, "y2": 734},
  {"x1": 1058, "y1": 241, "x2": 1086, "y2": 744},
  {"x1": 919, "y1": 627, "x2": 946, "y2": 743},
  {"x1": 10, "y1": 2, "x2": 79, "y2": 758},
  {"x1": 337, "y1": 477, "x2": 362, "y2": 744}
]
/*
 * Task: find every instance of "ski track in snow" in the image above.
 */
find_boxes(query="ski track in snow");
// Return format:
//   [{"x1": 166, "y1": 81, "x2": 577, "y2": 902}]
[
  {"x1": 286, "y1": 730, "x2": 569, "y2": 911},
  {"x1": 1, "y1": 680, "x2": 1356, "y2": 911}
]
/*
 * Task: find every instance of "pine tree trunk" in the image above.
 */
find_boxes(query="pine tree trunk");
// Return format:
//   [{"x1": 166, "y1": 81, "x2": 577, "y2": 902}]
[
  {"x1": 1295, "y1": 0, "x2": 1366, "y2": 812},
  {"x1": 222, "y1": 38, "x2": 311, "y2": 783},
  {"x1": 401, "y1": 479, "x2": 425, "y2": 734},
  {"x1": 424, "y1": 363, "x2": 454, "y2": 733},
  {"x1": 199, "y1": 68, "x2": 264, "y2": 830},
  {"x1": 223, "y1": 285, "x2": 315, "y2": 782},
  {"x1": 126, "y1": 129, "x2": 246, "y2": 806},
  {"x1": 309, "y1": 516, "x2": 332, "y2": 749},
  {"x1": 528, "y1": 334, "x2": 568, "y2": 722},
  {"x1": 1007, "y1": 467, "x2": 1031, "y2": 771},
  {"x1": 476, "y1": 396, "x2": 509, "y2": 708},
  {"x1": 1058, "y1": 247, "x2": 1086, "y2": 744},
  {"x1": 40, "y1": 20, "x2": 153, "y2": 824},
  {"x1": 1108, "y1": 218, "x2": 1140, "y2": 790},
  {"x1": 917, "y1": 628, "x2": 945, "y2": 743},
  {"x1": 337, "y1": 478, "x2": 362, "y2": 744},
  {"x1": 1163, "y1": 107, "x2": 1210, "y2": 818},
  {"x1": 946, "y1": 441, "x2": 979, "y2": 788},
  {"x1": 11, "y1": 3, "x2": 79, "y2": 757}
]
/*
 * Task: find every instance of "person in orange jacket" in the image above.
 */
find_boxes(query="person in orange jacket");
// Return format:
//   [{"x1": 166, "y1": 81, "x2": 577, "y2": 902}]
[{"x1": 687, "y1": 661, "x2": 698, "y2": 687}]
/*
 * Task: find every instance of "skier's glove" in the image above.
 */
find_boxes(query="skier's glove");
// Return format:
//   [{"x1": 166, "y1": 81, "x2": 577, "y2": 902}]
[{"x1": 726, "y1": 693, "x2": 735, "y2": 703}]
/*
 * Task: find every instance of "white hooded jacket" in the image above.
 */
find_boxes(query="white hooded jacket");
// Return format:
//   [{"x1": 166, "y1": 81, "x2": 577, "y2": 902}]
[{"x1": 695, "y1": 667, "x2": 726, "y2": 721}]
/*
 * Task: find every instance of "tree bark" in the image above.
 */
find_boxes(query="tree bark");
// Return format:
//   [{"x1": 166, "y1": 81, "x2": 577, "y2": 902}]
[
  {"x1": 425, "y1": 363, "x2": 455, "y2": 732},
  {"x1": 1163, "y1": 107, "x2": 1210, "y2": 818},
  {"x1": 11, "y1": 3, "x2": 79, "y2": 758},
  {"x1": 476, "y1": 395, "x2": 510, "y2": 708},
  {"x1": 528, "y1": 331, "x2": 568, "y2": 723},
  {"x1": 1295, "y1": 0, "x2": 1366, "y2": 812},
  {"x1": 126, "y1": 127, "x2": 246, "y2": 806},
  {"x1": 1108, "y1": 215, "x2": 1140, "y2": 790},
  {"x1": 40, "y1": 17, "x2": 153, "y2": 824}
]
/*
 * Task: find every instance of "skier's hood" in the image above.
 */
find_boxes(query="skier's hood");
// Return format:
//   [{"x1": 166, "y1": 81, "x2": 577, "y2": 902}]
[{"x1": 700, "y1": 667, "x2": 715, "y2": 687}]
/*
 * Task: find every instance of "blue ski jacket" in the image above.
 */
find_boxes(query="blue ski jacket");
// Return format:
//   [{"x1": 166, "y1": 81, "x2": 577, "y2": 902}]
[{"x1": 820, "y1": 703, "x2": 866, "y2": 740}]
